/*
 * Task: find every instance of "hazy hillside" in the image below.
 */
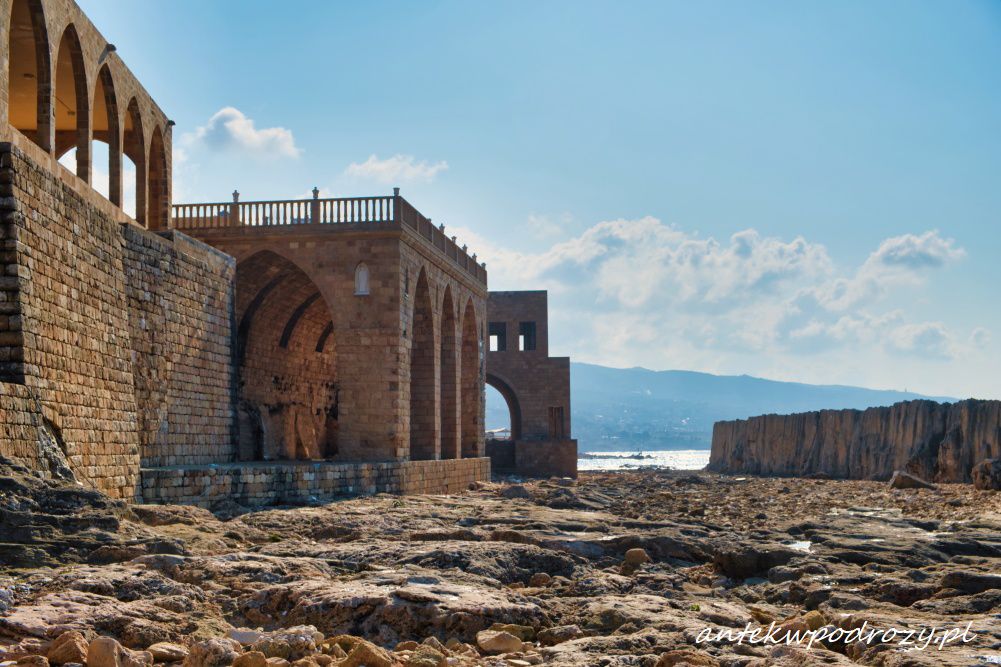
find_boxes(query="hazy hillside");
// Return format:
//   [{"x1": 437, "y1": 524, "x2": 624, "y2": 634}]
[{"x1": 486, "y1": 362, "x2": 955, "y2": 452}]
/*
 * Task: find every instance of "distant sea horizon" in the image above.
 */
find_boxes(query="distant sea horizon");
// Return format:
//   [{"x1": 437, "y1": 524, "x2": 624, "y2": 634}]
[{"x1": 578, "y1": 449, "x2": 710, "y2": 471}]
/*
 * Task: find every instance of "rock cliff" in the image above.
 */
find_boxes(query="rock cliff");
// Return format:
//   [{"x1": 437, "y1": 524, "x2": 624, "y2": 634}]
[{"x1": 708, "y1": 399, "x2": 1001, "y2": 482}]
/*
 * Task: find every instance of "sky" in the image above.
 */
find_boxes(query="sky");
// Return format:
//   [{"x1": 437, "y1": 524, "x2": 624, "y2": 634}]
[{"x1": 78, "y1": 0, "x2": 1001, "y2": 399}]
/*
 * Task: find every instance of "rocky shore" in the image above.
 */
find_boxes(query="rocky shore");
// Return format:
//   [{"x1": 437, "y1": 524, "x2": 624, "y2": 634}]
[{"x1": 2, "y1": 459, "x2": 1001, "y2": 666}]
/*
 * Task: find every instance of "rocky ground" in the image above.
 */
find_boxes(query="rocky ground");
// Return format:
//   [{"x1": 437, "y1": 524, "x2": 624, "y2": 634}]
[{"x1": 2, "y1": 458, "x2": 1001, "y2": 667}]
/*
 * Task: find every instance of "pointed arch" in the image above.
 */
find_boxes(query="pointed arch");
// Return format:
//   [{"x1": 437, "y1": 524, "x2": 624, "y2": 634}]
[
  {"x1": 7, "y1": 0, "x2": 52, "y2": 152},
  {"x1": 93, "y1": 64, "x2": 121, "y2": 205},
  {"x1": 53, "y1": 24, "x2": 90, "y2": 181},
  {"x1": 409, "y1": 268, "x2": 437, "y2": 460},
  {"x1": 233, "y1": 250, "x2": 338, "y2": 462},
  {"x1": 439, "y1": 286, "x2": 459, "y2": 459},
  {"x1": 148, "y1": 126, "x2": 168, "y2": 229},
  {"x1": 124, "y1": 98, "x2": 146, "y2": 224},
  {"x1": 460, "y1": 298, "x2": 483, "y2": 457}
]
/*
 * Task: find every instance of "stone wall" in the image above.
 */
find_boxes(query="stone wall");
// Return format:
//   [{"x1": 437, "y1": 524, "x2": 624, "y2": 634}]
[
  {"x1": 0, "y1": 381, "x2": 45, "y2": 469},
  {"x1": 708, "y1": 399, "x2": 1001, "y2": 483},
  {"x1": 5, "y1": 140, "x2": 141, "y2": 498},
  {"x1": 122, "y1": 226, "x2": 235, "y2": 467},
  {"x1": 139, "y1": 457, "x2": 492, "y2": 508},
  {"x1": 0, "y1": 141, "x2": 235, "y2": 498}
]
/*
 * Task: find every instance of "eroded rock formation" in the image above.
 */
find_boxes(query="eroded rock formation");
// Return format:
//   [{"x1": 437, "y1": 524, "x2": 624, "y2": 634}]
[{"x1": 709, "y1": 399, "x2": 1001, "y2": 482}]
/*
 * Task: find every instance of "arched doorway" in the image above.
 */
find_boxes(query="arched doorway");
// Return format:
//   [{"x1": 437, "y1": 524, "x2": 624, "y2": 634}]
[
  {"x1": 123, "y1": 99, "x2": 146, "y2": 224},
  {"x1": 439, "y1": 287, "x2": 458, "y2": 459},
  {"x1": 409, "y1": 268, "x2": 437, "y2": 460},
  {"x1": 460, "y1": 299, "x2": 482, "y2": 457},
  {"x1": 53, "y1": 25, "x2": 89, "y2": 181},
  {"x1": 92, "y1": 65, "x2": 121, "y2": 205},
  {"x1": 7, "y1": 0, "x2": 52, "y2": 152},
  {"x1": 235, "y1": 250, "x2": 338, "y2": 461},
  {"x1": 148, "y1": 127, "x2": 168, "y2": 229},
  {"x1": 486, "y1": 373, "x2": 523, "y2": 442}
]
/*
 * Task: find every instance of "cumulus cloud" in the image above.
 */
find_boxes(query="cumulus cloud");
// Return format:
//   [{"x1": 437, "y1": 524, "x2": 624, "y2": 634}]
[
  {"x1": 870, "y1": 230, "x2": 966, "y2": 269},
  {"x1": 454, "y1": 218, "x2": 974, "y2": 375},
  {"x1": 885, "y1": 322, "x2": 955, "y2": 359},
  {"x1": 344, "y1": 154, "x2": 448, "y2": 184},
  {"x1": 187, "y1": 107, "x2": 300, "y2": 158},
  {"x1": 808, "y1": 230, "x2": 964, "y2": 312}
]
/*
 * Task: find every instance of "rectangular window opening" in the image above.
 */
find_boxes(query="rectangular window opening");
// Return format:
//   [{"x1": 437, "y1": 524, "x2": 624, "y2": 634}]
[
  {"x1": 488, "y1": 322, "x2": 507, "y2": 352},
  {"x1": 518, "y1": 321, "x2": 536, "y2": 351}
]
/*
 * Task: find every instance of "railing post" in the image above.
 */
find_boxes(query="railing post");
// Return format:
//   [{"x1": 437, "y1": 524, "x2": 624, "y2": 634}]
[
  {"x1": 393, "y1": 187, "x2": 401, "y2": 225},
  {"x1": 311, "y1": 186, "x2": 320, "y2": 224},
  {"x1": 230, "y1": 190, "x2": 241, "y2": 227}
]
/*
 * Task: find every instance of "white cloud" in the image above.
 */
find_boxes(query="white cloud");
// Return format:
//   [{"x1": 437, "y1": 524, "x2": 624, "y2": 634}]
[
  {"x1": 885, "y1": 322, "x2": 955, "y2": 359},
  {"x1": 455, "y1": 218, "x2": 976, "y2": 385},
  {"x1": 344, "y1": 154, "x2": 448, "y2": 184},
  {"x1": 871, "y1": 230, "x2": 965, "y2": 269},
  {"x1": 186, "y1": 107, "x2": 300, "y2": 158},
  {"x1": 810, "y1": 230, "x2": 964, "y2": 311}
]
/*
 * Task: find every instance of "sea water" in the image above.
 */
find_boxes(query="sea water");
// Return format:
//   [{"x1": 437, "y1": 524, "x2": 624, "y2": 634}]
[{"x1": 578, "y1": 449, "x2": 710, "y2": 471}]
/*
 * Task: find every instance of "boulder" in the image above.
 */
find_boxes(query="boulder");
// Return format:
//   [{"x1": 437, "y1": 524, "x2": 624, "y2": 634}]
[
  {"x1": 528, "y1": 572, "x2": 552, "y2": 587},
  {"x1": 338, "y1": 641, "x2": 393, "y2": 667},
  {"x1": 233, "y1": 653, "x2": 267, "y2": 667},
  {"x1": 973, "y1": 458, "x2": 1001, "y2": 490},
  {"x1": 146, "y1": 644, "x2": 188, "y2": 663},
  {"x1": 16, "y1": 657, "x2": 49, "y2": 667},
  {"x1": 251, "y1": 627, "x2": 322, "y2": 660},
  {"x1": 87, "y1": 638, "x2": 151, "y2": 667},
  {"x1": 889, "y1": 471, "x2": 936, "y2": 490},
  {"x1": 182, "y1": 639, "x2": 240, "y2": 667},
  {"x1": 537, "y1": 625, "x2": 581, "y2": 646},
  {"x1": 47, "y1": 632, "x2": 88, "y2": 665},
  {"x1": 475, "y1": 630, "x2": 523, "y2": 654},
  {"x1": 499, "y1": 485, "x2": 533, "y2": 500},
  {"x1": 404, "y1": 645, "x2": 446, "y2": 667}
]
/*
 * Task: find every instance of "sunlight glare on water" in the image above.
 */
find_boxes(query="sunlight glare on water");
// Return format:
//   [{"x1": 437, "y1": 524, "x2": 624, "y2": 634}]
[{"x1": 578, "y1": 449, "x2": 710, "y2": 471}]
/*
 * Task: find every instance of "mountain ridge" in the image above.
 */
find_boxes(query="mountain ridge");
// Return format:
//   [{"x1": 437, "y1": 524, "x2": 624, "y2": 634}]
[{"x1": 486, "y1": 361, "x2": 957, "y2": 452}]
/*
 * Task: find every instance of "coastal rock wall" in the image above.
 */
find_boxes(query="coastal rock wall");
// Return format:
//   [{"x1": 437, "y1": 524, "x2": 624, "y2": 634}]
[{"x1": 708, "y1": 399, "x2": 1001, "y2": 482}]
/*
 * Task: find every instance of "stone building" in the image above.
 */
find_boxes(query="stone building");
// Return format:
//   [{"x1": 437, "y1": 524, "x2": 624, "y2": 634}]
[
  {"x1": 1, "y1": 0, "x2": 577, "y2": 506},
  {"x1": 485, "y1": 291, "x2": 577, "y2": 478}
]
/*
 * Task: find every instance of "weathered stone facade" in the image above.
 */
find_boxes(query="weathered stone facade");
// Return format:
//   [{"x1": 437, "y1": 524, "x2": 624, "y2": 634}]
[
  {"x1": 1, "y1": 0, "x2": 506, "y2": 502},
  {"x1": 484, "y1": 291, "x2": 577, "y2": 478}
]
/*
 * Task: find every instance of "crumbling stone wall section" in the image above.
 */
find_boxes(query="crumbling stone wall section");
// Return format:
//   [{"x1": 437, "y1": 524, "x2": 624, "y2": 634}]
[
  {"x1": 4, "y1": 141, "x2": 140, "y2": 498},
  {"x1": 122, "y1": 226, "x2": 236, "y2": 467}
]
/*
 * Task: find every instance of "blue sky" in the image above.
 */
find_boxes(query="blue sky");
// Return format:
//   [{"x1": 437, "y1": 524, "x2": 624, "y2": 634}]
[{"x1": 79, "y1": 0, "x2": 1001, "y2": 398}]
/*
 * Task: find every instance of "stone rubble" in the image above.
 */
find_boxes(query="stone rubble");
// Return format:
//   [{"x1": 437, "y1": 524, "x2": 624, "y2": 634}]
[{"x1": 2, "y1": 461, "x2": 1001, "y2": 665}]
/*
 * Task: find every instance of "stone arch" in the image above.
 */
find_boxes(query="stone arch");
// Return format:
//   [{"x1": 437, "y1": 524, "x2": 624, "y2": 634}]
[
  {"x1": 234, "y1": 250, "x2": 338, "y2": 462},
  {"x1": 147, "y1": 126, "x2": 168, "y2": 229},
  {"x1": 53, "y1": 24, "x2": 89, "y2": 181},
  {"x1": 409, "y1": 267, "x2": 437, "y2": 460},
  {"x1": 439, "y1": 285, "x2": 459, "y2": 459},
  {"x1": 93, "y1": 64, "x2": 121, "y2": 205},
  {"x1": 123, "y1": 98, "x2": 146, "y2": 224},
  {"x1": 486, "y1": 372, "x2": 523, "y2": 441},
  {"x1": 7, "y1": 0, "x2": 52, "y2": 152},
  {"x1": 460, "y1": 297, "x2": 482, "y2": 457}
]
